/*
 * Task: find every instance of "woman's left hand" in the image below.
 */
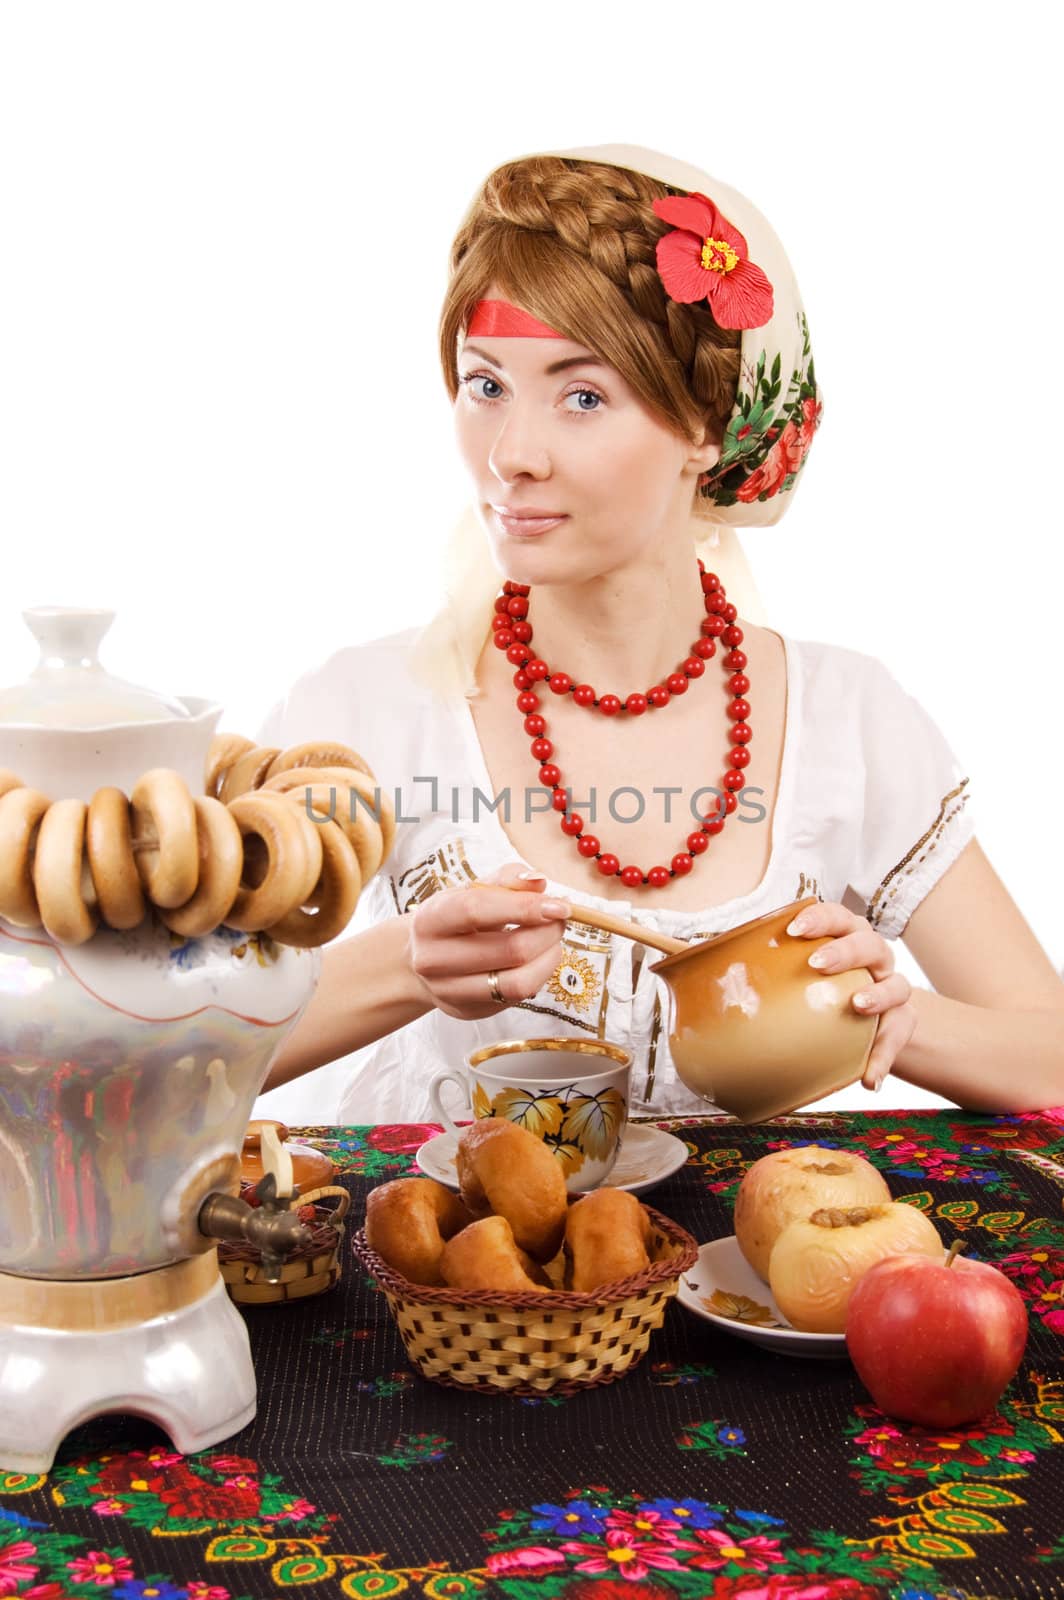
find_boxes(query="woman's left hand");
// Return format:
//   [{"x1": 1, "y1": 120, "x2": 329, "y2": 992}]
[{"x1": 786, "y1": 901, "x2": 917, "y2": 1091}]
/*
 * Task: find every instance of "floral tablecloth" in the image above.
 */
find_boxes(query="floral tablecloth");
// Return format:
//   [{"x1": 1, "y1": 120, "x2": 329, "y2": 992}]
[{"x1": 2, "y1": 1108, "x2": 1064, "y2": 1600}]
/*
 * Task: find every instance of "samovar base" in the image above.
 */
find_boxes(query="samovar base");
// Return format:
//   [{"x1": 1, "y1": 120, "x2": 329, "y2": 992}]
[{"x1": 0, "y1": 1249, "x2": 256, "y2": 1473}]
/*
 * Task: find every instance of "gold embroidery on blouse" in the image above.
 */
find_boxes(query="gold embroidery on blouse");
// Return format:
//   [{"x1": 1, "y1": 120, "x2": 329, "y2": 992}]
[
  {"x1": 865, "y1": 779, "x2": 970, "y2": 930},
  {"x1": 644, "y1": 992, "x2": 663, "y2": 1102},
  {"x1": 519, "y1": 921, "x2": 613, "y2": 1037},
  {"x1": 795, "y1": 872, "x2": 822, "y2": 902},
  {"x1": 390, "y1": 840, "x2": 477, "y2": 913},
  {"x1": 545, "y1": 950, "x2": 602, "y2": 1015}
]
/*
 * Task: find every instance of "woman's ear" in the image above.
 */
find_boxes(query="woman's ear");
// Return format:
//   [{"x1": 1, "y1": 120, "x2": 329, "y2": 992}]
[{"x1": 689, "y1": 422, "x2": 722, "y2": 480}]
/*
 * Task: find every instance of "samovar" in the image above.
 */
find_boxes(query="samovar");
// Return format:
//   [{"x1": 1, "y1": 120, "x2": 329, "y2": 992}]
[{"x1": 0, "y1": 608, "x2": 335, "y2": 1472}]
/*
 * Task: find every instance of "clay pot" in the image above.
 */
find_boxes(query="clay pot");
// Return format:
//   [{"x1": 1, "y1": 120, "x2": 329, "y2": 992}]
[{"x1": 649, "y1": 897, "x2": 879, "y2": 1122}]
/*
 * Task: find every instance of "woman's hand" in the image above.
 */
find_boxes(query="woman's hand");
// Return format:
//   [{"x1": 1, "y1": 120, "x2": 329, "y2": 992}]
[
  {"x1": 786, "y1": 901, "x2": 917, "y2": 1091},
  {"x1": 406, "y1": 862, "x2": 570, "y2": 1021}
]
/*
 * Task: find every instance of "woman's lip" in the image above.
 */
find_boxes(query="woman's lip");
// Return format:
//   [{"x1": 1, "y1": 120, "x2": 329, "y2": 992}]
[{"x1": 494, "y1": 511, "x2": 568, "y2": 537}]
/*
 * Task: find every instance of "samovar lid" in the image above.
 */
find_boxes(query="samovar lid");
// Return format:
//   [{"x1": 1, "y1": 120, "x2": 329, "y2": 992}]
[{"x1": 0, "y1": 608, "x2": 191, "y2": 728}]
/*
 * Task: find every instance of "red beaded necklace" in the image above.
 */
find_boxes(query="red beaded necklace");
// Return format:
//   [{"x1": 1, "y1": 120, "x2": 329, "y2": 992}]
[{"x1": 490, "y1": 560, "x2": 751, "y2": 891}]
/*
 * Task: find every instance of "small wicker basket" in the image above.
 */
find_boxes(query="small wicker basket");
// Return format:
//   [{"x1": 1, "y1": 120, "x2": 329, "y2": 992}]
[
  {"x1": 353, "y1": 1204, "x2": 698, "y2": 1395},
  {"x1": 220, "y1": 1184, "x2": 351, "y2": 1306}
]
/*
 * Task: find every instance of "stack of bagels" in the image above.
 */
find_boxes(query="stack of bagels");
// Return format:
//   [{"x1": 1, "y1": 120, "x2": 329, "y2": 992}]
[{"x1": 0, "y1": 735, "x2": 392, "y2": 948}]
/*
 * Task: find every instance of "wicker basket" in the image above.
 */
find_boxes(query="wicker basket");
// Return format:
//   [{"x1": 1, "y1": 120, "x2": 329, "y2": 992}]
[
  {"x1": 352, "y1": 1204, "x2": 698, "y2": 1395},
  {"x1": 219, "y1": 1184, "x2": 351, "y2": 1306}
]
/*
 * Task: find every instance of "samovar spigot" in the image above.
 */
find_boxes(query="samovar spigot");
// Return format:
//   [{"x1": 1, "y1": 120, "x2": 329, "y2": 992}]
[{"x1": 197, "y1": 1123, "x2": 312, "y2": 1283}]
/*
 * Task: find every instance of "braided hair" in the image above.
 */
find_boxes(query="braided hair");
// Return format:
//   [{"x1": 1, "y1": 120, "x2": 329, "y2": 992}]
[{"x1": 438, "y1": 156, "x2": 742, "y2": 498}]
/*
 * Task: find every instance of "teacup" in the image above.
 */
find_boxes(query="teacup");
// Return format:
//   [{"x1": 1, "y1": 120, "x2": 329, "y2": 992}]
[{"x1": 428, "y1": 1038, "x2": 632, "y2": 1193}]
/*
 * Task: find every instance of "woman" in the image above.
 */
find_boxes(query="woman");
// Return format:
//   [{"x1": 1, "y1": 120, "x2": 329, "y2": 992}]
[{"x1": 257, "y1": 143, "x2": 1063, "y2": 1120}]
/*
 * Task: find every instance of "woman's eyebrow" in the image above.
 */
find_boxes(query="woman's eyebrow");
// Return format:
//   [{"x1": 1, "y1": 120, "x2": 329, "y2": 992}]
[{"x1": 460, "y1": 343, "x2": 606, "y2": 375}]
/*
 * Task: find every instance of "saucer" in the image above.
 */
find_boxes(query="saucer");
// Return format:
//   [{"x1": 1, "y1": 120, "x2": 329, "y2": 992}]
[
  {"x1": 415, "y1": 1122, "x2": 689, "y2": 1196},
  {"x1": 677, "y1": 1236, "x2": 848, "y2": 1360}
]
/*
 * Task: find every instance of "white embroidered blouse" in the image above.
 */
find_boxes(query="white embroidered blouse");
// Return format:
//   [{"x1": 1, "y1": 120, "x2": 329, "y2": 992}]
[{"x1": 255, "y1": 626, "x2": 974, "y2": 1123}]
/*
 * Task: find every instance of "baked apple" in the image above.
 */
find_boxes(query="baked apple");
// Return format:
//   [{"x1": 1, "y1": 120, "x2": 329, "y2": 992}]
[
  {"x1": 769, "y1": 1202, "x2": 943, "y2": 1333},
  {"x1": 734, "y1": 1145, "x2": 891, "y2": 1282}
]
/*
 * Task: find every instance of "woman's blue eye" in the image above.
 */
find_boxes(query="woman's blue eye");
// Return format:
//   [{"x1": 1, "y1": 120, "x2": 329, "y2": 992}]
[
  {"x1": 464, "y1": 374, "x2": 503, "y2": 402},
  {"x1": 458, "y1": 373, "x2": 604, "y2": 414}
]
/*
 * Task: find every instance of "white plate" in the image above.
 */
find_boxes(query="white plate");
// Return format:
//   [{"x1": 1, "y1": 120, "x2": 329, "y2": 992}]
[
  {"x1": 677, "y1": 1235, "x2": 849, "y2": 1360},
  {"x1": 415, "y1": 1122, "x2": 689, "y2": 1197}
]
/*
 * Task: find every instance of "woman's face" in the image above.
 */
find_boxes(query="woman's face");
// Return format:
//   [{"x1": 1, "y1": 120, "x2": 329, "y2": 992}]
[{"x1": 454, "y1": 289, "x2": 718, "y2": 586}]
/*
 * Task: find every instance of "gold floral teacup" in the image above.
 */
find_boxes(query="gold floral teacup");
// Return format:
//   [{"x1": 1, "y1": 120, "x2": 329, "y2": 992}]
[{"x1": 428, "y1": 1038, "x2": 632, "y2": 1193}]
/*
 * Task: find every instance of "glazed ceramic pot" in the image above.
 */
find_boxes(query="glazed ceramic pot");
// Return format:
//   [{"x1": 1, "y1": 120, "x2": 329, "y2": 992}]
[{"x1": 650, "y1": 897, "x2": 879, "y2": 1122}]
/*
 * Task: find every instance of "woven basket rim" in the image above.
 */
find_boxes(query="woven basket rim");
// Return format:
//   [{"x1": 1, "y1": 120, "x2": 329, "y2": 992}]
[{"x1": 353, "y1": 1202, "x2": 698, "y2": 1311}]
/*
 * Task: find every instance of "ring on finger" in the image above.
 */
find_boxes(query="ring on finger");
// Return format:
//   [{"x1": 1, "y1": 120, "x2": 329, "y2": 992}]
[{"x1": 487, "y1": 969, "x2": 505, "y2": 1005}]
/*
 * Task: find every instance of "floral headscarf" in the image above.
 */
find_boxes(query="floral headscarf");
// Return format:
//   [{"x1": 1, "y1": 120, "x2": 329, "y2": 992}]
[
  {"x1": 545, "y1": 142, "x2": 823, "y2": 529},
  {"x1": 412, "y1": 142, "x2": 823, "y2": 696}
]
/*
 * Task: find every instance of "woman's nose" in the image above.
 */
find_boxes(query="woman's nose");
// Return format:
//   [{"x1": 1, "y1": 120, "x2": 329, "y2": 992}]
[{"x1": 487, "y1": 407, "x2": 551, "y2": 481}]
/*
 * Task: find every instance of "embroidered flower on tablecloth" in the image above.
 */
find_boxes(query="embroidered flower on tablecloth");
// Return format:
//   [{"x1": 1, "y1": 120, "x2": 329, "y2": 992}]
[
  {"x1": 66, "y1": 1552, "x2": 136, "y2": 1586},
  {"x1": 530, "y1": 1500, "x2": 610, "y2": 1537},
  {"x1": 642, "y1": 1496, "x2": 723, "y2": 1528},
  {"x1": 484, "y1": 1545, "x2": 568, "y2": 1576},
  {"x1": 682, "y1": 1527, "x2": 786, "y2": 1572},
  {"x1": 652, "y1": 191, "x2": 774, "y2": 329},
  {"x1": 560, "y1": 1530, "x2": 687, "y2": 1580},
  {"x1": 368, "y1": 1122, "x2": 443, "y2": 1155},
  {"x1": 0, "y1": 1543, "x2": 40, "y2": 1592}
]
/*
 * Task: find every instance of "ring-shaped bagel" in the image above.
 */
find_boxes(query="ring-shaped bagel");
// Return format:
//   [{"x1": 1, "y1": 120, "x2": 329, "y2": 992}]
[
  {"x1": 0, "y1": 786, "x2": 52, "y2": 927},
  {"x1": 456, "y1": 1119, "x2": 568, "y2": 1263},
  {"x1": 224, "y1": 792, "x2": 323, "y2": 931},
  {"x1": 218, "y1": 746, "x2": 282, "y2": 805},
  {"x1": 365, "y1": 1176, "x2": 474, "y2": 1285},
  {"x1": 265, "y1": 741, "x2": 374, "y2": 782},
  {"x1": 262, "y1": 765, "x2": 393, "y2": 872},
  {"x1": 130, "y1": 770, "x2": 200, "y2": 909},
  {"x1": 33, "y1": 797, "x2": 99, "y2": 945},
  {"x1": 204, "y1": 734, "x2": 257, "y2": 800},
  {"x1": 249, "y1": 789, "x2": 326, "y2": 904},
  {"x1": 159, "y1": 796, "x2": 245, "y2": 938},
  {"x1": 86, "y1": 787, "x2": 146, "y2": 930},
  {"x1": 262, "y1": 815, "x2": 362, "y2": 947},
  {"x1": 342, "y1": 768, "x2": 396, "y2": 865},
  {"x1": 275, "y1": 781, "x2": 369, "y2": 902},
  {"x1": 262, "y1": 770, "x2": 384, "y2": 881}
]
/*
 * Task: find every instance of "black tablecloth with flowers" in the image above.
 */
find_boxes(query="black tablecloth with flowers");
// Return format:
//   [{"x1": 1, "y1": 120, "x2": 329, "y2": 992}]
[{"x1": 2, "y1": 1108, "x2": 1064, "y2": 1600}]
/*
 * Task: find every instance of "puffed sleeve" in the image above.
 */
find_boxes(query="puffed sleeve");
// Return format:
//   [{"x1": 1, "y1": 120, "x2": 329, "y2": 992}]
[
  {"x1": 845, "y1": 657, "x2": 975, "y2": 939},
  {"x1": 249, "y1": 627, "x2": 428, "y2": 782}
]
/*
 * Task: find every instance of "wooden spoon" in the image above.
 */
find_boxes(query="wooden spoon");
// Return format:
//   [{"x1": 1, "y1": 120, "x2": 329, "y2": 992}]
[
  {"x1": 558, "y1": 900, "x2": 689, "y2": 956},
  {"x1": 489, "y1": 878, "x2": 688, "y2": 957}
]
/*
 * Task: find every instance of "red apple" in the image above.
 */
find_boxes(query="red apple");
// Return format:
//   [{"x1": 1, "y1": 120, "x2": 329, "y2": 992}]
[{"x1": 846, "y1": 1242, "x2": 1028, "y2": 1428}]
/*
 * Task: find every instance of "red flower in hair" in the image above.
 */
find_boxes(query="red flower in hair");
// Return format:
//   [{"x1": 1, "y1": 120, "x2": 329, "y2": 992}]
[{"x1": 652, "y1": 191, "x2": 774, "y2": 329}]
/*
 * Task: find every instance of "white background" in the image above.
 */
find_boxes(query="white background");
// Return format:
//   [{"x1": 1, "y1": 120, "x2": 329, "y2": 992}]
[{"x1": 1, "y1": 3, "x2": 1059, "y2": 1123}]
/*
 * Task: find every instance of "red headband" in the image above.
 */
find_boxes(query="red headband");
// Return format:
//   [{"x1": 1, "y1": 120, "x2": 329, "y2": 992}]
[{"x1": 467, "y1": 299, "x2": 564, "y2": 339}]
